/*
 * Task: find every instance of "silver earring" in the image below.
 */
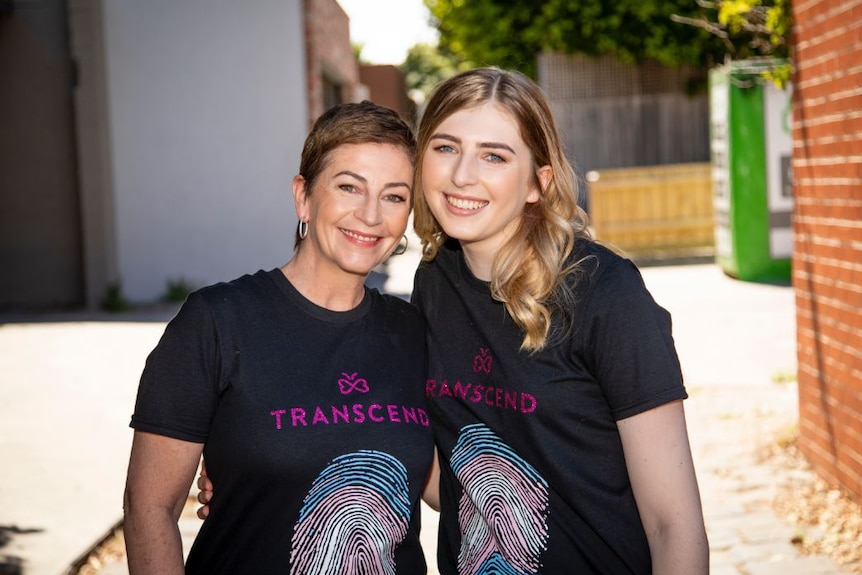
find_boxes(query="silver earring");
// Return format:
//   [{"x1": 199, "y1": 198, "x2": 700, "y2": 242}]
[
  {"x1": 298, "y1": 219, "x2": 308, "y2": 240},
  {"x1": 392, "y1": 234, "x2": 408, "y2": 255}
]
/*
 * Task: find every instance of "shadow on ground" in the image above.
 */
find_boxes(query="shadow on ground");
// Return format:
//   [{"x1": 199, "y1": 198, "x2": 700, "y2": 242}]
[
  {"x1": 0, "y1": 303, "x2": 182, "y2": 326},
  {"x1": 0, "y1": 267, "x2": 412, "y2": 328},
  {"x1": 0, "y1": 525, "x2": 43, "y2": 575}
]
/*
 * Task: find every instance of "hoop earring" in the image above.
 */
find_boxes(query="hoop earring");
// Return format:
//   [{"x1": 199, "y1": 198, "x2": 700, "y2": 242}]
[
  {"x1": 392, "y1": 234, "x2": 408, "y2": 255},
  {"x1": 298, "y1": 219, "x2": 308, "y2": 240}
]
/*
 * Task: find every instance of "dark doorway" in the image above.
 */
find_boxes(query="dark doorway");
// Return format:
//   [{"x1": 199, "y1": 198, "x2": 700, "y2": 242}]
[{"x1": 0, "y1": 0, "x2": 84, "y2": 310}]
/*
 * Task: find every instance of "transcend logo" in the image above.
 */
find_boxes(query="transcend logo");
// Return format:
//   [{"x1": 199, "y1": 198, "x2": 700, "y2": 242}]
[
  {"x1": 425, "y1": 379, "x2": 537, "y2": 414},
  {"x1": 270, "y1": 404, "x2": 430, "y2": 428}
]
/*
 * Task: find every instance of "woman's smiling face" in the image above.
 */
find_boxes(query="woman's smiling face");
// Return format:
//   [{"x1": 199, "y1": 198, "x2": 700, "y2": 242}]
[
  {"x1": 420, "y1": 103, "x2": 545, "y2": 267},
  {"x1": 295, "y1": 142, "x2": 413, "y2": 281}
]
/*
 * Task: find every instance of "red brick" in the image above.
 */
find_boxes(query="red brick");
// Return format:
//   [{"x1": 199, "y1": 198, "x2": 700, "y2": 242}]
[
  {"x1": 796, "y1": 310, "x2": 862, "y2": 352},
  {"x1": 794, "y1": 256, "x2": 861, "y2": 286},
  {"x1": 796, "y1": 183, "x2": 862, "y2": 201},
  {"x1": 304, "y1": 0, "x2": 359, "y2": 124},
  {"x1": 795, "y1": 200, "x2": 862, "y2": 221},
  {"x1": 844, "y1": 391, "x2": 862, "y2": 424},
  {"x1": 786, "y1": 0, "x2": 862, "y2": 502},
  {"x1": 795, "y1": 117, "x2": 860, "y2": 142},
  {"x1": 796, "y1": 138, "x2": 862, "y2": 159}
]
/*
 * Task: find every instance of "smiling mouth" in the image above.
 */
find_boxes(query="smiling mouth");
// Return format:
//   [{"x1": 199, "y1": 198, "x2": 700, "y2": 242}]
[
  {"x1": 341, "y1": 229, "x2": 380, "y2": 244},
  {"x1": 445, "y1": 194, "x2": 488, "y2": 211}
]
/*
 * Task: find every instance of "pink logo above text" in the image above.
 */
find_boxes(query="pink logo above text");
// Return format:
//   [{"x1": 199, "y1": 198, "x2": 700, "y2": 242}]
[
  {"x1": 338, "y1": 372, "x2": 369, "y2": 395},
  {"x1": 473, "y1": 348, "x2": 492, "y2": 374}
]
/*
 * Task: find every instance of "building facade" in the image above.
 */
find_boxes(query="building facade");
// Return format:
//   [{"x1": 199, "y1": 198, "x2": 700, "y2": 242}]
[{"x1": 1, "y1": 0, "x2": 361, "y2": 310}]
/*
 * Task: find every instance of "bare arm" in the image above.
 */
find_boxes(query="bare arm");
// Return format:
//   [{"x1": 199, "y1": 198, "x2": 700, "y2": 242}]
[
  {"x1": 124, "y1": 431, "x2": 203, "y2": 575},
  {"x1": 617, "y1": 400, "x2": 709, "y2": 574}
]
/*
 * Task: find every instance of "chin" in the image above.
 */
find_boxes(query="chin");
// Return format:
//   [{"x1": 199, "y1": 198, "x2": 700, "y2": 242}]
[
  {"x1": 338, "y1": 258, "x2": 384, "y2": 277},
  {"x1": 437, "y1": 222, "x2": 479, "y2": 243}
]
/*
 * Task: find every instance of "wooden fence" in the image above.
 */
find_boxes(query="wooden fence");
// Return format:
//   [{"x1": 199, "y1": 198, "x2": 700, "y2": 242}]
[
  {"x1": 539, "y1": 52, "x2": 711, "y2": 174},
  {"x1": 586, "y1": 162, "x2": 715, "y2": 261}
]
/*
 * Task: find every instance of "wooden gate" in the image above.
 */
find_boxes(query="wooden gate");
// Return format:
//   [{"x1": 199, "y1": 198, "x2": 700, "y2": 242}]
[{"x1": 587, "y1": 163, "x2": 715, "y2": 261}]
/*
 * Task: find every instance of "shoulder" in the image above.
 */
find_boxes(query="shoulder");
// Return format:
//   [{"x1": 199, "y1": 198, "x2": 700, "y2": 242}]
[
  {"x1": 179, "y1": 269, "x2": 276, "y2": 325},
  {"x1": 366, "y1": 292, "x2": 426, "y2": 352},
  {"x1": 416, "y1": 241, "x2": 458, "y2": 272},
  {"x1": 414, "y1": 241, "x2": 461, "y2": 285},
  {"x1": 412, "y1": 243, "x2": 465, "y2": 312},
  {"x1": 564, "y1": 241, "x2": 675, "y2": 343},
  {"x1": 566, "y1": 239, "x2": 645, "y2": 299},
  {"x1": 194, "y1": 269, "x2": 275, "y2": 303},
  {"x1": 370, "y1": 290, "x2": 425, "y2": 326}
]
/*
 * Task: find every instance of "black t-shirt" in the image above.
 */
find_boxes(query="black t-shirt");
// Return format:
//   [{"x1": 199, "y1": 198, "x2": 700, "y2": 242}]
[
  {"x1": 131, "y1": 269, "x2": 434, "y2": 574},
  {"x1": 412, "y1": 240, "x2": 687, "y2": 574}
]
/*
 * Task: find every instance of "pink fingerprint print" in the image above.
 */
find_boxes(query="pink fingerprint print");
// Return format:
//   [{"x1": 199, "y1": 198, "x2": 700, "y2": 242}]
[
  {"x1": 450, "y1": 424, "x2": 549, "y2": 574},
  {"x1": 472, "y1": 348, "x2": 492, "y2": 374},
  {"x1": 289, "y1": 451, "x2": 410, "y2": 575}
]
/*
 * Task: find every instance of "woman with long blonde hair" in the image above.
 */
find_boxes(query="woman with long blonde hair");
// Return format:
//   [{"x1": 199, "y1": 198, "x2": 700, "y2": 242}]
[{"x1": 412, "y1": 67, "x2": 708, "y2": 574}]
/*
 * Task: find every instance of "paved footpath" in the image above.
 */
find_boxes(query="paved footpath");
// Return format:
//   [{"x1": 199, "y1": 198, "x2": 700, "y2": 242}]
[{"x1": 0, "y1": 256, "x2": 854, "y2": 575}]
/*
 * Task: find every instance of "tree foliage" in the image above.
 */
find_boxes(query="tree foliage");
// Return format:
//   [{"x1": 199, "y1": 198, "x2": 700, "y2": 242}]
[
  {"x1": 671, "y1": 0, "x2": 792, "y2": 86},
  {"x1": 423, "y1": 0, "x2": 732, "y2": 78},
  {"x1": 400, "y1": 43, "x2": 473, "y2": 104}
]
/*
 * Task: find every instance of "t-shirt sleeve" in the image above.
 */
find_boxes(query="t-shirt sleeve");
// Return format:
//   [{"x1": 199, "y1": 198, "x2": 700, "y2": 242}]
[
  {"x1": 581, "y1": 257, "x2": 687, "y2": 421},
  {"x1": 130, "y1": 291, "x2": 226, "y2": 443}
]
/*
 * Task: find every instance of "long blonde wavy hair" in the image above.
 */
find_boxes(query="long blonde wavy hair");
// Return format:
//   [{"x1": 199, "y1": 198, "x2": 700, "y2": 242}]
[{"x1": 413, "y1": 67, "x2": 591, "y2": 352}]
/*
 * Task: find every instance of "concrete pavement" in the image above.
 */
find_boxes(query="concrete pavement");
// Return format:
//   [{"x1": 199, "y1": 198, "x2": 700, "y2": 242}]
[
  {"x1": 0, "y1": 306, "x2": 177, "y2": 575},
  {"x1": 0, "y1": 247, "x2": 856, "y2": 574}
]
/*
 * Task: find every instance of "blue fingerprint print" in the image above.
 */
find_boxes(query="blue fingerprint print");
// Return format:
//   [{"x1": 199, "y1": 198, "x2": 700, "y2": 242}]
[
  {"x1": 451, "y1": 423, "x2": 549, "y2": 575},
  {"x1": 290, "y1": 450, "x2": 411, "y2": 575}
]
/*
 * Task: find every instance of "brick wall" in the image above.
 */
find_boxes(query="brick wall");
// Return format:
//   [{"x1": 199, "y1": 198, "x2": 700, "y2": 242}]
[
  {"x1": 359, "y1": 64, "x2": 416, "y2": 123},
  {"x1": 792, "y1": 0, "x2": 862, "y2": 503},
  {"x1": 304, "y1": 0, "x2": 359, "y2": 124}
]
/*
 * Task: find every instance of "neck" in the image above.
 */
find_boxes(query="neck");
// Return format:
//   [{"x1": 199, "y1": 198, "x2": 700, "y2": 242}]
[
  {"x1": 281, "y1": 254, "x2": 367, "y2": 311},
  {"x1": 460, "y1": 243, "x2": 495, "y2": 282}
]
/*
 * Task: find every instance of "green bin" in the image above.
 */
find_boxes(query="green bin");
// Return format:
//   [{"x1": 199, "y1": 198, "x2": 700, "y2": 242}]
[{"x1": 709, "y1": 60, "x2": 793, "y2": 282}]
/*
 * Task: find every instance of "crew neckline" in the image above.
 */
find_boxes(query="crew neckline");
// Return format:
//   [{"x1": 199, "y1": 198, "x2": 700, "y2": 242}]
[{"x1": 267, "y1": 268, "x2": 372, "y2": 323}]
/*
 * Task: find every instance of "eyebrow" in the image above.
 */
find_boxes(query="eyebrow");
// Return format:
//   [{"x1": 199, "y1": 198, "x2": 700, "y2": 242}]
[
  {"x1": 334, "y1": 170, "x2": 411, "y2": 191},
  {"x1": 430, "y1": 133, "x2": 517, "y2": 155}
]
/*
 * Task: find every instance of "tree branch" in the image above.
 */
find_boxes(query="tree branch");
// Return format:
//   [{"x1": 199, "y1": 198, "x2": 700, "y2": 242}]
[{"x1": 670, "y1": 14, "x2": 728, "y2": 38}]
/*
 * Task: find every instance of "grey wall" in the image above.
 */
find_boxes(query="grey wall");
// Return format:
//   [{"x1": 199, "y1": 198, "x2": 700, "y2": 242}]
[{"x1": 103, "y1": 0, "x2": 308, "y2": 302}]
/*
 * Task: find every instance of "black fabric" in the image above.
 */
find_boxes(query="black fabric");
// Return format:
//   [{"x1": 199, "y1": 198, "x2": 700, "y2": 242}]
[
  {"x1": 131, "y1": 268, "x2": 434, "y2": 574},
  {"x1": 412, "y1": 240, "x2": 687, "y2": 575}
]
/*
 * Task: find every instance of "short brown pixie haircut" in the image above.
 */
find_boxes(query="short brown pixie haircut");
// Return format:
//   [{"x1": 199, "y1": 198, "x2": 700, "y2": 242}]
[{"x1": 299, "y1": 101, "x2": 415, "y2": 199}]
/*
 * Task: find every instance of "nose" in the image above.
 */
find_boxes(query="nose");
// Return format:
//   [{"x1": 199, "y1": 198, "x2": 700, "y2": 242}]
[
  {"x1": 356, "y1": 194, "x2": 382, "y2": 227},
  {"x1": 452, "y1": 154, "x2": 477, "y2": 187}
]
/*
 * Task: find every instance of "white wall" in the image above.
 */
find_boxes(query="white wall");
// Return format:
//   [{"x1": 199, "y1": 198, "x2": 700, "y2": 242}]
[{"x1": 103, "y1": 1, "x2": 306, "y2": 301}]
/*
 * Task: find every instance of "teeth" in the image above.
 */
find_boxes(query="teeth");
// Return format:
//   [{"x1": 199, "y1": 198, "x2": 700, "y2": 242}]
[
  {"x1": 446, "y1": 195, "x2": 487, "y2": 210},
  {"x1": 343, "y1": 229, "x2": 378, "y2": 243}
]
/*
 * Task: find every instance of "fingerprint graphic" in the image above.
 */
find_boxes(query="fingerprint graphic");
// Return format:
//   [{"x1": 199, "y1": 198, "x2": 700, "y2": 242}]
[
  {"x1": 450, "y1": 424, "x2": 549, "y2": 575},
  {"x1": 290, "y1": 450, "x2": 411, "y2": 575}
]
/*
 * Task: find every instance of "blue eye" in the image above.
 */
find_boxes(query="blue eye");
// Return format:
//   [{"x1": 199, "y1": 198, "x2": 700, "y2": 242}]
[
  {"x1": 434, "y1": 144, "x2": 456, "y2": 154},
  {"x1": 384, "y1": 194, "x2": 407, "y2": 204},
  {"x1": 485, "y1": 153, "x2": 505, "y2": 163}
]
